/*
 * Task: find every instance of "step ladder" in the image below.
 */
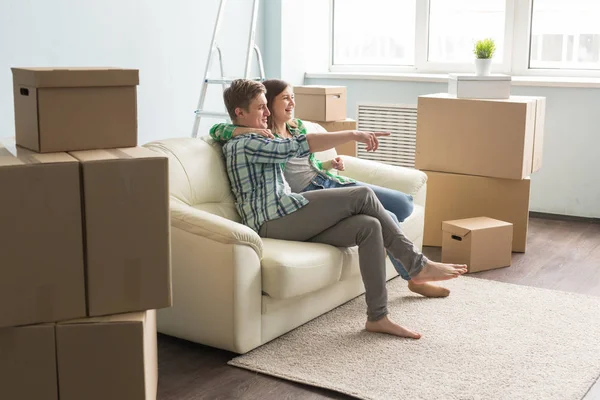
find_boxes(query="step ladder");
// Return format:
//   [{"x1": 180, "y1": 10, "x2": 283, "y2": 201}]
[{"x1": 191, "y1": 0, "x2": 266, "y2": 138}]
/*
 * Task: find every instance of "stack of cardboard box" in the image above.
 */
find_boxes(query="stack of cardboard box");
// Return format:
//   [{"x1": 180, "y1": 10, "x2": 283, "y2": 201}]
[
  {"x1": 294, "y1": 85, "x2": 358, "y2": 156},
  {"x1": 0, "y1": 68, "x2": 171, "y2": 400},
  {"x1": 415, "y1": 92, "x2": 546, "y2": 254}
]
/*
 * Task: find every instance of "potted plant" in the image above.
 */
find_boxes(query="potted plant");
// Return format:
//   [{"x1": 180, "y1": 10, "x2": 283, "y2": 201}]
[{"x1": 473, "y1": 38, "x2": 496, "y2": 76}]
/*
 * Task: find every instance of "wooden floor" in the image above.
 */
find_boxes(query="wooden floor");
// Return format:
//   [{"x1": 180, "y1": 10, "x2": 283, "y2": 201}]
[{"x1": 157, "y1": 217, "x2": 600, "y2": 400}]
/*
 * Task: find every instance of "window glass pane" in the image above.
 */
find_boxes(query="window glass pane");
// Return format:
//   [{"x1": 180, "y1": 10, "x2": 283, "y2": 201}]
[
  {"x1": 428, "y1": 0, "x2": 505, "y2": 63},
  {"x1": 530, "y1": 0, "x2": 600, "y2": 69},
  {"x1": 333, "y1": 0, "x2": 416, "y2": 66}
]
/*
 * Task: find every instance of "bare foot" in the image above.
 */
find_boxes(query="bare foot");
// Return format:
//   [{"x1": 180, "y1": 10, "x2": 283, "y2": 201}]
[
  {"x1": 365, "y1": 315, "x2": 421, "y2": 339},
  {"x1": 407, "y1": 280, "x2": 450, "y2": 298},
  {"x1": 411, "y1": 260, "x2": 467, "y2": 284}
]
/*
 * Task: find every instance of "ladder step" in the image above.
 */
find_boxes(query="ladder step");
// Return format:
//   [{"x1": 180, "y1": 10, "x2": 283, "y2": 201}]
[
  {"x1": 205, "y1": 77, "x2": 264, "y2": 84},
  {"x1": 194, "y1": 110, "x2": 230, "y2": 119}
]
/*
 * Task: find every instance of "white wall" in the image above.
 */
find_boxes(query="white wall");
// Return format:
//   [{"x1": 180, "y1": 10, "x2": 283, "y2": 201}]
[
  {"x1": 0, "y1": 0, "x2": 265, "y2": 145},
  {"x1": 264, "y1": 0, "x2": 600, "y2": 218},
  {"x1": 265, "y1": 0, "x2": 329, "y2": 83}
]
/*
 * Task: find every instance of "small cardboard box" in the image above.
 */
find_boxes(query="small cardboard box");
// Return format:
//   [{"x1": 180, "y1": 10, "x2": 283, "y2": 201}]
[
  {"x1": 0, "y1": 324, "x2": 58, "y2": 400},
  {"x1": 0, "y1": 139, "x2": 86, "y2": 328},
  {"x1": 56, "y1": 310, "x2": 157, "y2": 400},
  {"x1": 423, "y1": 170, "x2": 531, "y2": 252},
  {"x1": 316, "y1": 118, "x2": 357, "y2": 156},
  {"x1": 294, "y1": 85, "x2": 347, "y2": 122},
  {"x1": 448, "y1": 73, "x2": 511, "y2": 99},
  {"x1": 442, "y1": 217, "x2": 513, "y2": 273},
  {"x1": 12, "y1": 67, "x2": 138, "y2": 153},
  {"x1": 69, "y1": 148, "x2": 172, "y2": 317},
  {"x1": 416, "y1": 93, "x2": 545, "y2": 180}
]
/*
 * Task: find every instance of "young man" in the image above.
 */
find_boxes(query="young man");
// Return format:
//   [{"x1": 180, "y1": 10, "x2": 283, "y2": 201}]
[{"x1": 218, "y1": 79, "x2": 467, "y2": 339}]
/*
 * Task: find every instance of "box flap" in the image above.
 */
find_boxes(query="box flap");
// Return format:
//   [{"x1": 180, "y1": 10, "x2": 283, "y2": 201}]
[
  {"x1": 441, "y1": 221, "x2": 472, "y2": 238},
  {"x1": 444, "y1": 217, "x2": 512, "y2": 234},
  {"x1": 294, "y1": 85, "x2": 346, "y2": 95},
  {"x1": 69, "y1": 147, "x2": 165, "y2": 163},
  {"x1": 11, "y1": 67, "x2": 139, "y2": 88},
  {"x1": 449, "y1": 73, "x2": 511, "y2": 81},
  {"x1": 0, "y1": 137, "x2": 78, "y2": 166}
]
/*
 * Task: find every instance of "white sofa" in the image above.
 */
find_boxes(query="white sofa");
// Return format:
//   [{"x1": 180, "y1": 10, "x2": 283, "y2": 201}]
[{"x1": 144, "y1": 122, "x2": 428, "y2": 354}]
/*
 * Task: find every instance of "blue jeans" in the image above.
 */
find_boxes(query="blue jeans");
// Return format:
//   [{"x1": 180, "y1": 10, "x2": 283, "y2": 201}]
[{"x1": 302, "y1": 175, "x2": 414, "y2": 280}]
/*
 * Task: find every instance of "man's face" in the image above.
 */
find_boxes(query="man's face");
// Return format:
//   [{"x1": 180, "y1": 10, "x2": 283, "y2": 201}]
[{"x1": 235, "y1": 93, "x2": 270, "y2": 129}]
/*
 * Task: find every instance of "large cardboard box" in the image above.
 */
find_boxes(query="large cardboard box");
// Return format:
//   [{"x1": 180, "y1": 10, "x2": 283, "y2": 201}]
[
  {"x1": 442, "y1": 217, "x2": 513, "y2": 273},
  {"x1": 294, "y1": 85, "x2": 347, "y2": 122},
  {"x1": 0, "y1": 324, "x2": 58, "y2": 400},
  {"x1": 416, "y1": 93, "x2": 546, "y2": 180},
  {"x1": 0, "y1": 139, "x2": 86, "y2": 328},
  {"x1": 12, "y1": 67, "x2": 138, "y2": 153},
  {"x1": 69, "y1": 148, "x2": 172, "y2": 317},
  {"x1": 316, "y1": 118, "x2": 357, "y2": 157},
  {"x1": 56, "y1": 310, "x2": 157, "y2": 400},
  {"x1": 423, "y1": 171, "x2": 531, "y2": 252}
]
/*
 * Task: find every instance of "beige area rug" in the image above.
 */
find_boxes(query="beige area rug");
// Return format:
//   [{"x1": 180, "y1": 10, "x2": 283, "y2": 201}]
[{"x1": 229, "y1": 277, "x2": 600, "y2": 400}]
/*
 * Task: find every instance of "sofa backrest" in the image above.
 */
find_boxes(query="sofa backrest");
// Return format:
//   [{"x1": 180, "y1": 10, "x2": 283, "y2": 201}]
[{"x1": 144, "y1": 137, "x2": 235, "y2": 210}]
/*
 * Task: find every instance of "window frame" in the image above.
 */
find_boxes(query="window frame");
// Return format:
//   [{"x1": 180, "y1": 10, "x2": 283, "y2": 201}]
[{"x1": 329, "y1": 0, "x2": 600, "y2": 77}]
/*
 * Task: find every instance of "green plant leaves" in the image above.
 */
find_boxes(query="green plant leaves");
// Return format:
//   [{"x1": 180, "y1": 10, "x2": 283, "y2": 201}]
[{"x1": 473, "y1": 38, "x2": 496, "y2": 59}]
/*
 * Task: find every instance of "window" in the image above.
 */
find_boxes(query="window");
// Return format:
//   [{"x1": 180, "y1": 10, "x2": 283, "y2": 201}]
[
  {"x1": 332, "y1": 0, "x2": 416, "y2": 66},
  {"x1": 428, "y1": 0, "x2": 505, "y2": 63},
  {"x1": 330, "y1": 0, "x2": 600, "y2": 76},
  {"x1": 530, "y1": 0, "x2": 600, "y2": 70}
]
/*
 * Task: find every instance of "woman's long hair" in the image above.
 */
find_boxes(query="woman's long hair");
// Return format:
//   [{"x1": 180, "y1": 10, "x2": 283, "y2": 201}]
[{"x1": 263, "y1": 79, "x2": 297, "y2": 133}]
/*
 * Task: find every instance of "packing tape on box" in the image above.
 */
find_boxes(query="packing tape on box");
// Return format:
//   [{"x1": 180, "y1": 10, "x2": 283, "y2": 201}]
[
  {"x1": 18, "y1": 152, "x2": 41, "y2": 165},
  {"x1": 107, "y1": 149, "x2": 134, "y2": 159}
]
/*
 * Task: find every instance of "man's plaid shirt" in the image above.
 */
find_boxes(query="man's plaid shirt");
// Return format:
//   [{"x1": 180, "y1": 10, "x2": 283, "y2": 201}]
[{"x1": 221, "y1": 134, "x2": 312, "y2": 233}]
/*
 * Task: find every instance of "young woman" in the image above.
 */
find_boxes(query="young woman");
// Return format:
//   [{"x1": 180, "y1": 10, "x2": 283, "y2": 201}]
[{"x1": 210, "y1": 79, "x2": 449, "y2": 298}]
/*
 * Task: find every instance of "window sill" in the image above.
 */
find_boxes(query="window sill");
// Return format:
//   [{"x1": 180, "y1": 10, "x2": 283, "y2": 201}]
[{"x1": 304, "y1": 71, "x2": 600, "y2": 89}]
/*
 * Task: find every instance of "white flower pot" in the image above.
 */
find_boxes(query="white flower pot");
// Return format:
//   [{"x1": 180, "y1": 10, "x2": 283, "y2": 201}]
[{"x1": 475, "y1": 58, "x2": 493, "y2": 76}]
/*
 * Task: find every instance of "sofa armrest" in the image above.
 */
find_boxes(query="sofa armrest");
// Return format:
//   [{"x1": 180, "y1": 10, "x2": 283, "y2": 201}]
[
  {"x1": 170, "y1": 198, "x2": 263, "y2": 258},
  {"x1": 340, "y1": 156, "x2": 428, "y2": 199}
]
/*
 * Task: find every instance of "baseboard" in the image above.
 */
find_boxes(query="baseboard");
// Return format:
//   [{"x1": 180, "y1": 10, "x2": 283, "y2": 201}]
[{"x1": 529, "y1": 211, "x2": 600, "y2": 224}]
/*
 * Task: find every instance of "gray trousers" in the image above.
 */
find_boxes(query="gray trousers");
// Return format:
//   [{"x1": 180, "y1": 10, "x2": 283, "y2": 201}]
[{"x1": 258, "y1": 186, "x2": 427, "y2": 321}]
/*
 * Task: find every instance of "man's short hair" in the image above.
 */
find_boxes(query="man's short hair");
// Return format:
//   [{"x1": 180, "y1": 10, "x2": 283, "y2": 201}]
[{"x1": 223, "y1": 79, "x2": 266, "y2": 122}]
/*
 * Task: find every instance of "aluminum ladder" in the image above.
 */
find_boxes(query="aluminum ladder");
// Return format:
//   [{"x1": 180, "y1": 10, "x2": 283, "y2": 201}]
[{"x1": 191, "y1": 0, "x2": 265, "y2": 138}]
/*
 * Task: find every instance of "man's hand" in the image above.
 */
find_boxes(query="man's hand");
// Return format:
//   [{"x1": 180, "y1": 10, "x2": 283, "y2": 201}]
[
  {"x1": 233, "y1": 127, "x2": 275, "y2": 139},
  {"x1": 354, "y1": 131, "x2": 390, "y2": 152},
  {"x1": 331, "y1": 156, "x2": 345, "y2": 171}
]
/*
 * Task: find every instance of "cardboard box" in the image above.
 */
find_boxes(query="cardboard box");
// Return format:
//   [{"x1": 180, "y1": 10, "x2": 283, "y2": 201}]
[
  {"x1": 69, "y1": 148, "x2": 172, "y2": 317},
  {"x1": 448, "y1": 74, "x2": 511, "y2": 99},
  {"x1": 442, "y1": 217, "x2": 513, "y2": 273},
  {"x1": 0, "y1": 139, "x2": 86, "y2": 328},
  {"x1": 316, "y1": 118, "x2": 357, "y2": 157},
  {"x1": 56, "y1": 310, "x2": 157, "y2": 400},
  {"x1": 423, "y1": 170, "x2": 531, "y2": 252},
  {"x1": 12, "y1": 67, "x2": 138, "y2": 153},
  {"x1": 294, "y1": 85, "x2": 347, "y2": 122},
  {"x1": 416, "y1": 93, "x2": 546, "y2": 180},
  {"x1": 0, "y1": 324, "x2": 58, "y2": 400}
]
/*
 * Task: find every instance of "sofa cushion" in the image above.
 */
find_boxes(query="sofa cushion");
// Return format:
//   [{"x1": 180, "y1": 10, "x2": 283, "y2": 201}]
[
  {"x1": 193, "y1": 203, "x2": 240, "y2": 223},
  {"x1": 261, "y1": 238, "x2": 343, "y2": 300}
]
